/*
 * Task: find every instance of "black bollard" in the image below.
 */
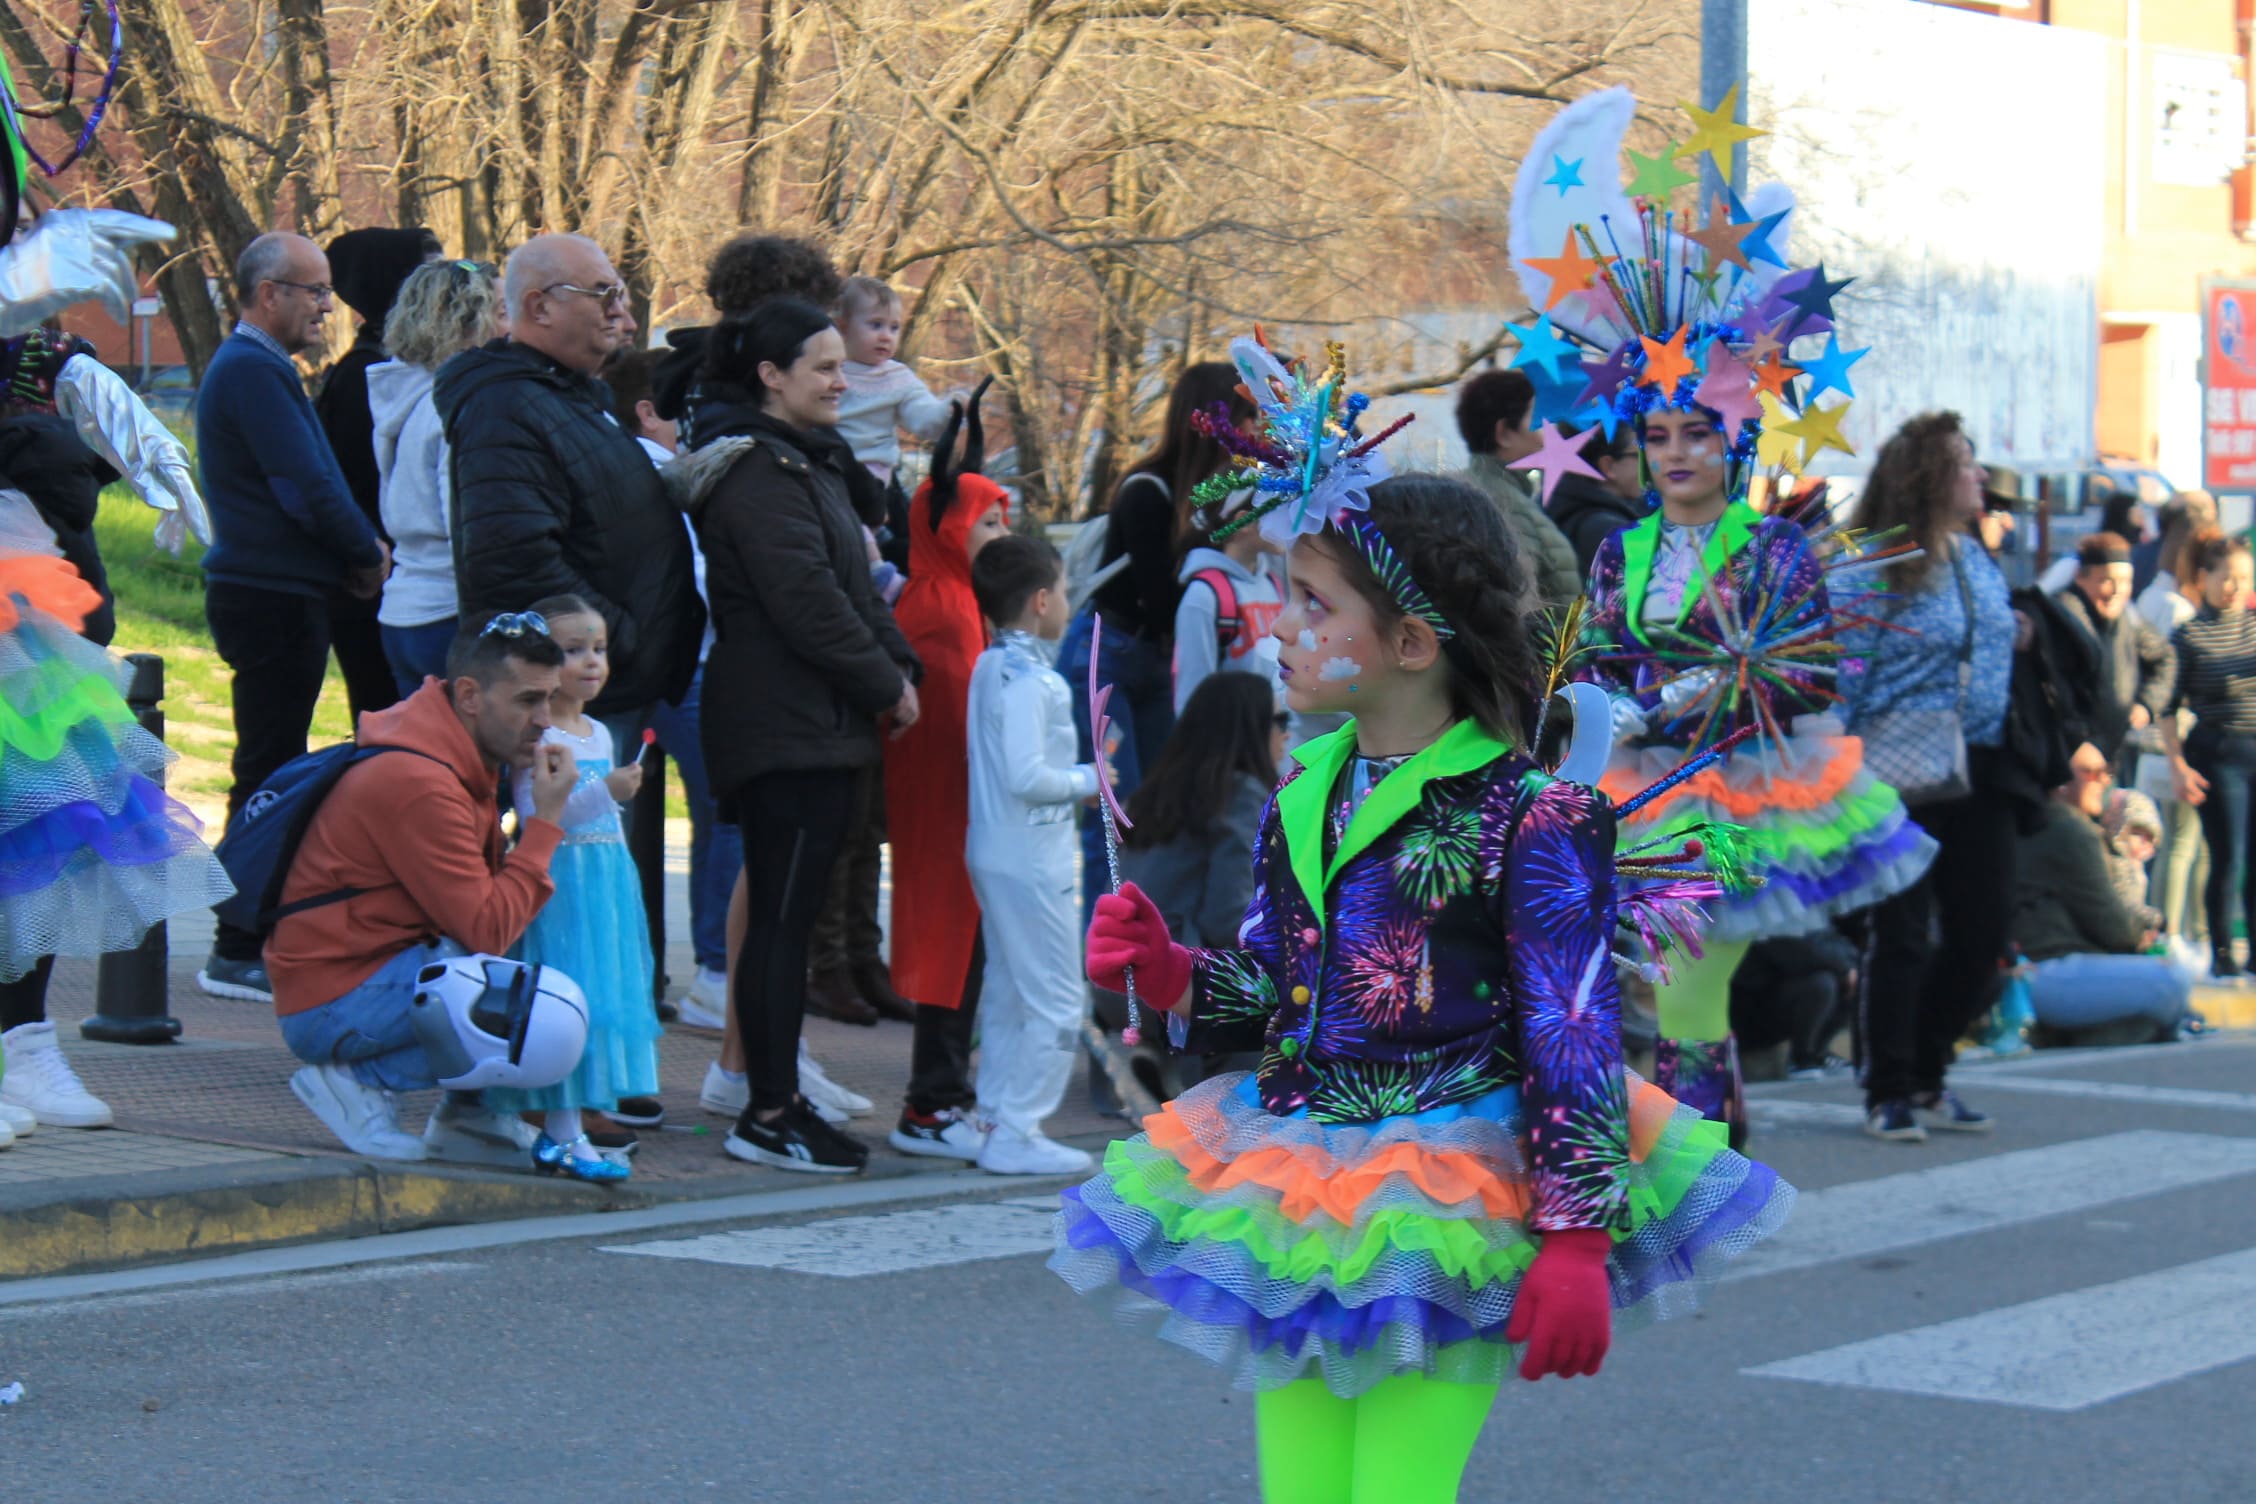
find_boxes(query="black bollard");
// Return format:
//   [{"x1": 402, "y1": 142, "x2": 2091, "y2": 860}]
[
  {"x1": 630, "y1": 743, "x2": 670, "y2": 1010},
  {"x1": 81, "y1": 653, "x2": 182, "y2": 1044}
]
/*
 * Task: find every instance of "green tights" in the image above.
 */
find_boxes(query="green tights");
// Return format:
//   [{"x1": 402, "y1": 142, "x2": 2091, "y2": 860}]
[
  {"x1": 1653, "y1": 936, "x2": 1748, "y2": 1043},
  {"x1": 1254, "y1": 1373, "x2": 1499, "y2": 1504}
]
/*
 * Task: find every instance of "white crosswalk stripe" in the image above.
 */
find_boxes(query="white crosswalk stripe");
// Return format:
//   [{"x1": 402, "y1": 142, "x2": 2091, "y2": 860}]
[
  {"x1": 1952, "y1": 1076, "x2": 2256, "y2": 1115},
  {"x1": 599, "y1": 1199, "x2": 1059, "y2": 1277},
  {"x1": 1746, "y1": 1247, "x2": 2256, "y2": 1410}
]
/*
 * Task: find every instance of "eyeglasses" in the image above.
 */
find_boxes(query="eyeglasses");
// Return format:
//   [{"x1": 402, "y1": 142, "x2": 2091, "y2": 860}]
[
  {"x1": 542, "y1": 282, "x2": 629, "y2": 311},
  {"x1": 268, "y1": 278, "x2": 334, "y2": 301},
  {"x1": 1272, "y1": 712, "x2": 1293, "y2": 730},
  {"x1": 481, "y1": 611, "x2": 550, "y2": 639}
]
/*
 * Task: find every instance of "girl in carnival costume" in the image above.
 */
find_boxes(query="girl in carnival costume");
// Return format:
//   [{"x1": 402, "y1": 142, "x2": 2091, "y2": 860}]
[
  {"x1": 0, "y1": 6, "x2": 237, "y2": 1139},
  {"x1": 1054, "y1": 328, "x2": 1794, "y2": 1504},
  {"x1": 1499, "y1": 88, "x2": 1936, "y2": 1141}
]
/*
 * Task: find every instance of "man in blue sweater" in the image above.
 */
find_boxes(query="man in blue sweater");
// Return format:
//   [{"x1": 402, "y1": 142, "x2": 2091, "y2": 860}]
[{"x1": 196, "y1": 232, "x2": 389, "y2": 1002}]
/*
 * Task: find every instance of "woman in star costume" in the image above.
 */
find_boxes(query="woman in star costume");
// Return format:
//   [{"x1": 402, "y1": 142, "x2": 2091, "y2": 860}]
[{"x1": 1051, "y1": 329, "x2": 1793, "y2": 1504}]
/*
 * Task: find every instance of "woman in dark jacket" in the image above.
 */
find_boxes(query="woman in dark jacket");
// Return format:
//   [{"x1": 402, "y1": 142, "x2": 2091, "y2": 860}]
[{"x1": 689, "y1": 298, "x2": 920, "y2": 1175}]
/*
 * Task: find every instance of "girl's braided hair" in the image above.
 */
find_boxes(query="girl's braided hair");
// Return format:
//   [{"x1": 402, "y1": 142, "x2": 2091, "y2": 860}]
[{"x1": 1302, "y1": 473, "x2": 1541, "y2": 744}]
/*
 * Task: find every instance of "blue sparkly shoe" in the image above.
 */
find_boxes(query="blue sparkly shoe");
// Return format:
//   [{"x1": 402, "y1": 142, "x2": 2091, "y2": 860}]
[{"x1": 531, "y1": 1133, "x2": 633, "y2": 1183}]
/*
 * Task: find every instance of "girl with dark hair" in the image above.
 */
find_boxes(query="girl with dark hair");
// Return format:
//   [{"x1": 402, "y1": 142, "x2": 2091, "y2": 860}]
[
  {"x1": 1058, "y1": 333, "x2": 1789, "y2": 1503},
  {"x1": 2160, "y1": 533, "x2": 2256, "y2": 977},
  {"x1": 678, "y1": 297, "x2": 921, "y2": 1174},
  {"x1": 1838, "y1": 412, "x2": 2018, "y2": 1140},
  {"x1": 1062, "y1": 361, "x2": 1260, "y2": 926}
]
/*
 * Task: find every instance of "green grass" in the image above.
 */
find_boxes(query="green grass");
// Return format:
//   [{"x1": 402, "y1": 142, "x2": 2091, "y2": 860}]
[{"x1": 93, "y1": 487, "x2": 355, "y2": 822}]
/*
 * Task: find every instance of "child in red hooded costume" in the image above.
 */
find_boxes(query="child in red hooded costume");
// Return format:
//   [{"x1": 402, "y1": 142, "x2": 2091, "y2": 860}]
[{"x1": 883, "y1": 382, "x2": 1012, "y2": 1160}]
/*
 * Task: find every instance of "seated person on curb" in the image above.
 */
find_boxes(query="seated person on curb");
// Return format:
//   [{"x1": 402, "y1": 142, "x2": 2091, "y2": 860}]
[
  {"x1": 266, "y1": 617, "x2": 581, "y2": 1161},
  {"x1": 2012, "y1": 743, "x2": 2194, "y2": 1042}
]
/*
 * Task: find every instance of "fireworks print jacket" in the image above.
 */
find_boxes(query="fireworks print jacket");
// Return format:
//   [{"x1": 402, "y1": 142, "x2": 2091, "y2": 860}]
[
  {"x1": 1579, "y1": 501, "x2": 1832, "y2": 750},
  {"x1": 1174, "y1": 720, "x2": 1632, "y2": 1233}
]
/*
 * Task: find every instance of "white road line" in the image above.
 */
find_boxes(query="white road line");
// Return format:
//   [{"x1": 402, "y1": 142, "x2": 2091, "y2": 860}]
[
  {"x1": 600, "y1": 1201, "x2": 1059, "y2": 1276},
  {"x1": 1961, "y1": 1076, "x2": 2256, "y2": 1115},
  {"x1": 0, "y1": 1262, "x2": 476, "y2": 1321},
  {"x1": 1746, "y1": 1099, "x2": 1867, "y2": 1128},
  {"x1": 0, "y1": 1168, "x2": 1061, "y2": 1309},
  {"x1": 1746, "y1": 1246, "x2": 2256, "y2": 1410},
  {"x1": 1723, "y1": 1130, "x2": 2256, "y2": 1283}
]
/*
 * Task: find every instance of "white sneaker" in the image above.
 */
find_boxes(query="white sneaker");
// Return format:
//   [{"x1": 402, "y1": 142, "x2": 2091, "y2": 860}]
[
  {"x1": 888, "y1": 1107, "x2": 991, "y2": 1161},
  {"x1": 0, "y1": 1021, "x2": 112, "y2": 1128},
  {"x1": 798, "y1": 1041, "x2": 873, "y2": 1116},
  {"x1": 0, "y1": 1099, "x2": 35, "y2": 1136},
  {"x1": 289, "y1": 1064, "x2": 427, "y2": 1160},
  {"x1": 977, "y1": 1125, "x2": 1095, "y2": 1176},
  {"x1": 675, "y1": 969, "x2": 729, "y2": 1030},
  {"x1": 421, "y1": 1097, "x2": 540, "y2": 1167},
  {"x1": 700, "y1": 1062, "x2": 749, "y2": 1116}
]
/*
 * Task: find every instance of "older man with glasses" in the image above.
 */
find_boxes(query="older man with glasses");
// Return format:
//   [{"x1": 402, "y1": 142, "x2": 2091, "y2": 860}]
[
  {"x1": 196, "y1": 230, "x2": 392, "y2": 1005},
  {"x1": 435, "y1": 232, "x2": 703, "y2": 751}
]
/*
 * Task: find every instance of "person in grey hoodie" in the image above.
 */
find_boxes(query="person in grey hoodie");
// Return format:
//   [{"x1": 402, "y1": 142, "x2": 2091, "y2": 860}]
[
  {"x1": 370, "y1": 259, "x2": 505, "y2": 693},
  {"x1": 1171, "y1": 492, "x2": 1286, "y2": 714}
]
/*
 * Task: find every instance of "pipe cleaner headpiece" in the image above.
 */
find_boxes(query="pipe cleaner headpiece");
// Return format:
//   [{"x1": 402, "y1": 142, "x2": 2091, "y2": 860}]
[
  {"x1": 1501, "y1": 85, "x2": 1864, "y2": 509},
  {"x1": 1193, "y1": 331, "x2": 1445, "y2": 637}
]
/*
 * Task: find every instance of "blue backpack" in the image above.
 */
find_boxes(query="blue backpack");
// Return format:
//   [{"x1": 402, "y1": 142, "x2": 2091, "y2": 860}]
[{"x1": 212, "y1": 743, "x2": 444, "y2": 936}]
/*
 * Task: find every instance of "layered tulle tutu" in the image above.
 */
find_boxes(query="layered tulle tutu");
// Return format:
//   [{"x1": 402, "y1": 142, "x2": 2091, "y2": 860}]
[
  {"x1": 1600, "y1": 714, "x2": 1935, "y2": 943},
  {"x1": 1050, "y1": 1070, "x2": 1794, "y2": 1397},
  {"x1": 0, "y1": 549, "x2": 234, "y2": 981}
]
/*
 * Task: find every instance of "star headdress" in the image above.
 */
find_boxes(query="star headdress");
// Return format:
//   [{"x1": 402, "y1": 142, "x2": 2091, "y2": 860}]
[
  {"x1": 1191, "y1": 331, "x2": 1445, "y2": 638},
  {"x1": 1504, "y1": 84, "x2": 1868, "y2": 506}
]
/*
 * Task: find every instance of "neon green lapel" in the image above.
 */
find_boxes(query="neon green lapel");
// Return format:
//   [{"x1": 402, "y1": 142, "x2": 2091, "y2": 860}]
[
  {"x1": 1273, "y1": 718, "x2": 1516, "y2": 928},
  {"x1": 1619, "y1": 500, "x2": 1758, "y2": 646}
]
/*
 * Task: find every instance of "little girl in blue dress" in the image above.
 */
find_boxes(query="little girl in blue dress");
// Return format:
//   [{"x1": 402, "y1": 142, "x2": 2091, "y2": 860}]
[{"x1": 485, "y1": 594, "x2": 659, "y2": 1183}]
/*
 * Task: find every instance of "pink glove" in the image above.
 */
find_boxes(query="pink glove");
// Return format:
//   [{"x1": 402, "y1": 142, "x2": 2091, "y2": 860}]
[
  {"x1": 1505, "y1": 1228, "x2": 1613, "y2": 1380},
  {"x1": 1085, "y1": 882, "x2": 1193, "y2": 1014}
]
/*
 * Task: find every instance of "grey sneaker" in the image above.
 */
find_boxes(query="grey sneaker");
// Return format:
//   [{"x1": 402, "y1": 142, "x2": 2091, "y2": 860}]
[
  {"x1": 290, "y1": 1064, "x2": 427, "y2": 1160},
  {"x1": 197, "y1": 954, "x2": 273, "y2": 1003},
  {"x1": 421, "y1": 1095, "x2": 540, "y2": 1167}
]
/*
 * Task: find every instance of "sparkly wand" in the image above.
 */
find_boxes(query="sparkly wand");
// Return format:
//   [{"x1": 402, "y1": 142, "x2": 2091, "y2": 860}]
[{"x1": 1086, "y1": 614, "x2": 1145, "y2": 1045}]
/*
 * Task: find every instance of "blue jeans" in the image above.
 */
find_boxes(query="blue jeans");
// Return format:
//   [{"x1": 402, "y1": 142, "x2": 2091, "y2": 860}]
[
  {"x1": 648, "y1": 666, "x2": 740, "y2": 973},
  {"x1": 2024, "y1": 953, "x2": 2190, "y2": 1035},
  {"x1": 1061, "y1": 612, "x2": 1176, "y2": 931},
  {"x1": 278, "y1": 941, "x2": 459, "y2": 1092},
  {"x1": 2190, "y1": 731, "x2": 2256, "y2": 961},
  {"x1": 381, "y1": 617, "x2": 458, "y2": 699}
]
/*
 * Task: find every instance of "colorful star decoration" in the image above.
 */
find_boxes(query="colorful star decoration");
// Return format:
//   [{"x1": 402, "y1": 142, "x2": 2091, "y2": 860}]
[
  {"x1": 1507, "y1": 313, "x2": 1580, "y2": 383},
  {"x1": 1523, "y1": 228, "x2": 1600, "y2": 311},
  {"x1": 1754, "y1": 393, "x2": 1802, "y2": 473},
  {"x1": 1676, "y1": 84, "x2": 1767, "y2": 173},
  {"x1": 1638, "y1": 327, "x2": 1696, "y2": 395},
  {"x1": 1692, "y1": 346, "x2": 1764, "y2": 444},
  {"x1": 1773, "y1": 399, "x2": 1855, "y2": 466},
  {"x1": 1625, "y1": 143, "x2": 1697, "y2": 200},
  {"x1": 1797, "y1": 334, "x2": 1868, "y2": 401},
  {"x1": 1686, "y1": 196, "x2": 1755, "y2": 273},
  {"x1": 1545, "y1": 155, "x2": 1585, "y2": 197},
  {"x1": 1508, "y1": 422, "x2": 1604, "y2": 504}
]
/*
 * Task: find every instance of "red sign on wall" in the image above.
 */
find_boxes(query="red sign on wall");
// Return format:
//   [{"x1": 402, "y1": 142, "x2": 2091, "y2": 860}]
[{"x1": 2203, "y1": 279, "x2": 2256, "y2": 492}]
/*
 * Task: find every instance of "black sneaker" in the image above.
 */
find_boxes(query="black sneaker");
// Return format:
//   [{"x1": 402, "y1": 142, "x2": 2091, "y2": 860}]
[
  {"x1": 197, "y1": 954, "x2": 274, "y2": 1003},
  {"x1": 1912, "y1": 1090, "x2": 1992, "y2": 1133},
  {"x1": 609, "y1": 1095, "x2": 666, "y2": 1128},
  {"x1": 1863, "y1": 1099, "x2": 1926, "y2": 1143},
  {"x1": 727, "y1": 1102, "x2": 867, "y2": 1174}
]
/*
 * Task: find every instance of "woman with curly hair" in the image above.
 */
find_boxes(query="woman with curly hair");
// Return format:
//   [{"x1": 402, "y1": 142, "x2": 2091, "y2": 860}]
[
  {"x1": 369, "y1": 257, "x2": 506, "y2": 692},
  {"x1": 1839, "y1": 411, "x2": 2018, "y2": 1140}
]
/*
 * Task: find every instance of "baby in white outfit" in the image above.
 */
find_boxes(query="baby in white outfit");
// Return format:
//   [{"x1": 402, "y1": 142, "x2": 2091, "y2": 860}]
[{"x1": 834, "y1": 276, "x2": 956, "y2": 486}]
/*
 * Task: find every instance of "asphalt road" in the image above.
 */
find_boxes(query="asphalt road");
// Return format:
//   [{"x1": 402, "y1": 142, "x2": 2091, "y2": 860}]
[{"x1": 9, "y1": 1036, "x2": 2256, "y2": 1503}]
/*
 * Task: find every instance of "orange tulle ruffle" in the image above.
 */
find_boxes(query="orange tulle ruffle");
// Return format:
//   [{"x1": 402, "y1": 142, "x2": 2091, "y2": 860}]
[
  {"x1": 1600, "y1": 735, "x2": 1865, "y2": 822},
  {"x1": 0, "y1": 554, "x2": 97, "y2": 634},
  {"x1": 1144, "y1": 1076, "x2": 1681, "y2": 1227}
]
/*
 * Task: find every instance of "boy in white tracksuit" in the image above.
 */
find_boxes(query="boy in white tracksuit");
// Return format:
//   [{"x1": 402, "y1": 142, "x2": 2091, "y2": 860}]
[{"x1": 965, "y1": 535, "x2": 1101, "y2": 1175}]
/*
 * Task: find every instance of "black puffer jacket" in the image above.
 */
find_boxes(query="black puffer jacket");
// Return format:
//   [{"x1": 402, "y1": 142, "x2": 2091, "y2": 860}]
[
  {"x1": 680, "y1": 401, "x2": 918, "y2": 795},
  {"x1": 0, "y1": 414, "x2": 118, "y2": 646},
  {"x1": 434, "y1": 340, "x2": 704, "y2": 714},
  {"x1": 1544, "y1": 470, "x2": 1646, "y2": 584}
]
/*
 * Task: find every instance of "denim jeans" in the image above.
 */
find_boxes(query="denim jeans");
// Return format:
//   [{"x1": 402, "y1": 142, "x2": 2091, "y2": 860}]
[
  {"x1": 2190, "y1": 731, "x2": 2256, "y2": 962},
  {"x1": 1061, "y1": 612, "x2": 1176, "y2": 931},
  {"x1": 381, "y1": 616, "x2": 458, "y2": 699},
  {"x1": 277, "y1": 941, "x2": 461, "y2": 1092},
  {"x1": 2024, "y1": 953, "x2": 2190, "y2": 1035},
  {"x1": 648, "y1": 666, "x2": 741, "y2": 973}
]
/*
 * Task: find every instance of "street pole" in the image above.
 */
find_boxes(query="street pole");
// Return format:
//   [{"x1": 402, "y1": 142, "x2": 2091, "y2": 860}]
[
  {"x1": 81, "y1": 654, "x2": 182, "y2": 1044},
  {"x1": 1702, "y1": 0, "x2": 1751, "y2": 202}
]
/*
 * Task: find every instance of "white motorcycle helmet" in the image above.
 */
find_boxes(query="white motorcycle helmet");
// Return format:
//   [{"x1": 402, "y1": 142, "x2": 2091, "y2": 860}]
[{"x1": 407, "y1": 956, "x2": 588, "y2": 1091}]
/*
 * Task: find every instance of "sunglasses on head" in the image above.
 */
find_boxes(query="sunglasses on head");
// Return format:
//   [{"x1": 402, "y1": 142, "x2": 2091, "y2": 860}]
[{"x1": 481, "y1": 611, "x2": 550, "y2": 639}]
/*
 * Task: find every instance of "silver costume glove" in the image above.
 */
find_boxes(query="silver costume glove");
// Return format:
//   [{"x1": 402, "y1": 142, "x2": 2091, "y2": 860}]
[
  {"x1": 1608, "y1": 693, "x2": 1649, "y2": 744},
  {"x1": 0, "y1": 211, "x2": 176, "y2": 338},
  {"x1": 54, "y1": 352, "x2": 210, "y2": 554}
]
